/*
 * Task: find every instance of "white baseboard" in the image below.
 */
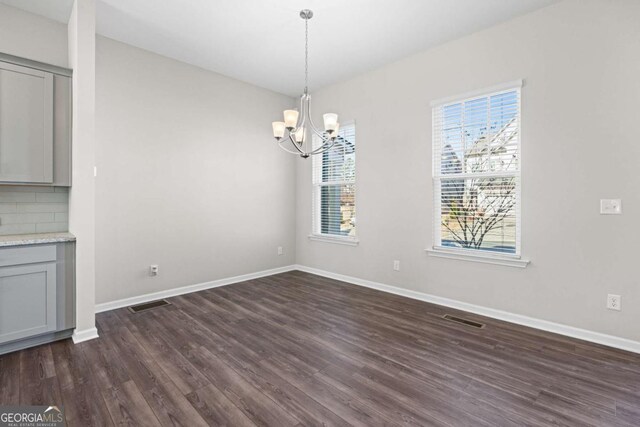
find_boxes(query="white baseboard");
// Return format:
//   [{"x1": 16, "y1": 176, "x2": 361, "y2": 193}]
[
  {"x1": 95, "y1": 265, "x2": 296, "y2": 313},
  {"x1": 293, "y1": 264, "x2": 640, "y2": 354},
  {"x1": 72, "y1": 327, "x2": 99, "y2": 344},
  {"x1": 91, "y1": 263, "x2": 640, "y2": 354}
]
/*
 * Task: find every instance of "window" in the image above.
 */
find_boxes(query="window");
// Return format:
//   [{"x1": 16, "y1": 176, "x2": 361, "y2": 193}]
[
  {"x1": 311, "y1": 122, "x2": 356, "y2": 242},
  {"x1": 432, "y1": 82, "x2": 521, "y2": 257}
]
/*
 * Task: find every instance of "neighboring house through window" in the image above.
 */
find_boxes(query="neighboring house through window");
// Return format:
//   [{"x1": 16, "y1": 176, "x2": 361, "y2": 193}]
[
  {"x1": 312, "y1": 122, "x2": 356, "y2": 242},
  {"x1": 432, "y1": 82, "x2": 521, "y2": 256}
]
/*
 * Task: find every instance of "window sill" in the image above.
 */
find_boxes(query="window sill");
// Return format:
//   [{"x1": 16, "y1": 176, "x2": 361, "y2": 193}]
[
  {"x1": 308, "y1": 234, "x2": 359, "y2": 246},
  {"x1": 425, "y1": 247, "x2": 529, "y2": 268}
]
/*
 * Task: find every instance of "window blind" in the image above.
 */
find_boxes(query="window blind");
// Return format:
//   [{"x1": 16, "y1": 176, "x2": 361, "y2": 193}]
[
  {"x1": 312, "y1": 122, "x2": 356, "y2": 238},
  {"x1": 432, "y1": 85, "x2": 521, "y2": 255}
]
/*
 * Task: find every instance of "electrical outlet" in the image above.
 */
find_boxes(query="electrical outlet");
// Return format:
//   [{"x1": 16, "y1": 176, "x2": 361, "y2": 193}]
[
  {"x1": 277, "y1": 246, "x2": 283, "y2": 256},
  {"x1": 149, "y1": 265, "x2": 159, "y2": 276},
  {"x1": 393, "y1": 260, "x2": 400, "y2": 271},
  {"x1": 607, "y1": 294, "x2": 621, "y2": 311},
  {"x1": 600, "y1": 199, "x2": 622, "y2": 215}
]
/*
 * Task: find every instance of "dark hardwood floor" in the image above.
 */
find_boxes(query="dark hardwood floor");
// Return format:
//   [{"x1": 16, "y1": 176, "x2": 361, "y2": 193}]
[{"x1": 2, "y1": 271, "x2": 640, "y2": 426}]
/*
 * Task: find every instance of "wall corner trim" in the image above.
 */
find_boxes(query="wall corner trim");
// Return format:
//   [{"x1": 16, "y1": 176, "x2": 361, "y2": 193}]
[
  {"x1": 72, "y1": 327, "x2": 99, "y2": 344},
  {"x1": 293, "y1": 264, "x2": 640, "y2": 355},
  {"x1": 94, "y1": 265, "x2": 297, "y2": 313}
]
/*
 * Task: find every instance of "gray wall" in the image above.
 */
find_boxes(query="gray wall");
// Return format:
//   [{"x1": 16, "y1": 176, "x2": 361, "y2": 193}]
[
  {"x1": 95, "y1": 37, "x2": 296, "y2": 304},
  {"x1": 296, "y1": 0, "x2": 640, "y2": 341},
  {"x1": 0, "y1": 186, "x2": 68, "y2": 235},
  {"x1": 0, "y1": 3, "x2": 68, "y2": 68}
]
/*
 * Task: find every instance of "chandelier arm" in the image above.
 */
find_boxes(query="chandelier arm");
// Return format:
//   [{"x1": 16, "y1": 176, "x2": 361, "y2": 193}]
[
  {"x1": 294, "y1": 95, "x2": 306, "y2": 130},
  {"x1": 292, "y1": 96, "x2": 308, "y2": 135},
  {"x1": 310, "y1": 137, "x2": 337, "y2": 155},
  {"x1": 288, "y1": 133, "x2": 308, "y2": 155},
  {"x1": 305, "y1": 95, "x2": 325, "y2": 136},
  {"x1": 309, "y1": 143, "x2": 337, "y2": 156},
  {"x1": 308, "y1": 126, "x2": 326, "y2": 139},
  {"x1": 279, "y1": 143, "x2": 305, "y2": 156},
  {"x1": 277, "y1": 141, "x2": 302, "y2": 155},
  {"x1": 307, "y1": 131, "x2": 330, "y2": 154},
  {"x1": 278, "y1": 134, "x2": 305, "y2": 154},
  {"x1": 308, "y1": 119, "x2": 325, "y2": 138},
  {"x1": 314, "y1": 132, "x2": 340, "y2": 149},
  {"x1": 299, "y1": 112, "x2": 308, "y2": 133}
]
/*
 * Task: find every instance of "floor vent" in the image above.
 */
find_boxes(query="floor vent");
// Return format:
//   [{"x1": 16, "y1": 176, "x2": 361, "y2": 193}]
[
  {"x1": 442, "y1": 314, "x2": 485, "y2": 329},
  {"x1": 128, "y1": 299, "x2": 171, "y2": 313}
]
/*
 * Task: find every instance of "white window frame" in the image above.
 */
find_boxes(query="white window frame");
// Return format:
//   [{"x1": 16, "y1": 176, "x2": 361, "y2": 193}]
[
  {"x1": 426, "y1": 80, "x2": 529, "y2": 268},
  {"x1": 309, "y1": 120, "x2": 358, "y2": 246}
]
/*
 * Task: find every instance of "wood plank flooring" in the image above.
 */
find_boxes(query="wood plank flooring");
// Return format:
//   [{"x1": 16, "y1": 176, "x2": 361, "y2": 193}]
[{"x1": 2, "y1": 270, "x2": 640, "y2": 426}]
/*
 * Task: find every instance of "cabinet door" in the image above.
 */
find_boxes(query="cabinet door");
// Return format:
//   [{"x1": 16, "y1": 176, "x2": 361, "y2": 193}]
[
  {"x1": 0, "y1": 262, "x2": 57, "y2": 344},
  {"x1": 0, "y1": 62, "x2": 54, "y2": 183}
]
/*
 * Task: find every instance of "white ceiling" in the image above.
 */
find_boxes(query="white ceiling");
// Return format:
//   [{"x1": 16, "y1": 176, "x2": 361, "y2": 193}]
[{"x1": 1, "y1": 0, "x2": 558, "y2": 96}]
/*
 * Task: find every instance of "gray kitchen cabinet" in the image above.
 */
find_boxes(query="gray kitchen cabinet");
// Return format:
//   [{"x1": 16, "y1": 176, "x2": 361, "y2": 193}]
[
  {"x1": 0, "y1": 53, "x2": 72, "y2": 186},
  {"x1": 0, "y1": 242, "x2": 75, "y2": 354},
  {"x1": 0, "y1": 261, "x2": 57, "y2": 343},
  {"x1": 0, "y1": 61, "x2": 54, "y2": 183}
]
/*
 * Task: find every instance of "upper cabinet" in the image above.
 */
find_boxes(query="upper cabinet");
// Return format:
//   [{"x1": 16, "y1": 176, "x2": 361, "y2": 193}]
[
  {"x1": 0, "y1": 62, "x2": 53, "y2": 183},
  {"x1": 0, "y1": 54, "x2": 71, "y2": 186}
]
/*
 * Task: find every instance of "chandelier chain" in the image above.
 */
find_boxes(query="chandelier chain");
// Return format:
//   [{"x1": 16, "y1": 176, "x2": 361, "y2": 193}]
[{"x1": 304, "y1": 16, "x2": 309, "y2": 94}]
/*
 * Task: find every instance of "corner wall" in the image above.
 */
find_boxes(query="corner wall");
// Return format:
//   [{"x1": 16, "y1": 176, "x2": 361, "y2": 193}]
[
  {"x1": 296, "y1": 0, "x2": 640, "y2": 342},
  {"x1": 94, "y1": 37, "x2": 296, "y2": 304}
]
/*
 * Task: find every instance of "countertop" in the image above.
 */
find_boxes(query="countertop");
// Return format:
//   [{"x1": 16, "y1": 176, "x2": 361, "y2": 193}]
[{"x1": 0, "y1": 232, "x2": 76, "y2": 247}]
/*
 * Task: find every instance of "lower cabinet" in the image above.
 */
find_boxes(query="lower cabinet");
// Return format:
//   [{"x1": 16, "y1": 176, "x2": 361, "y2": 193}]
[
  {"x1": 0, "y1": 243, "x2": 75, "y2": 354},
  {"x1": 0, "y1": 262, "x2": 57, "y2": 343}
]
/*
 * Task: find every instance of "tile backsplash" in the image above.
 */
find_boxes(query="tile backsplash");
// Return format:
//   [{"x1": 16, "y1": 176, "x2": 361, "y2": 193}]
[{"x1": 0, "y1": 186, "x2": 69, "y2": 235}]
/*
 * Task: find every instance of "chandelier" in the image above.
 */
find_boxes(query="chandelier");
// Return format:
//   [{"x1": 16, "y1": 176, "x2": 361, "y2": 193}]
[{"x1": 271, "y1": 9, "x2": 340, "y2": 158}]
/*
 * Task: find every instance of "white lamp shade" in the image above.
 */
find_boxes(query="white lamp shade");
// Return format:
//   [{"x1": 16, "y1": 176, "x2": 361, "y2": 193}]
[
  {"x1": 294, "y1": 127, "x2": 305, "y2": 143},
  {"x1": 284, "y1": 110, "x2": 299, "y2": 129},
  {"x1": 272, "y1": 121, "x2": 285, "y2": 138},
  {"x1": 323, "y1": 113, "x2": 338, "y2": 131}
]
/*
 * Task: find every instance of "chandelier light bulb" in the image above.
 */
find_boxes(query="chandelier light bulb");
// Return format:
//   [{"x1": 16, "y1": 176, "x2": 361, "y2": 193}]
[
  {"x1": 283, "y1": 110, "x2": 299, "y2": 130},
  {"x1": 323, "y1": 113, "x2": 338, "y2": 132},
  {"x1": 294, "y1": 127, "x2": 305, "y2": 143},
  {"x1": 272, "y1": 122, "x2": 285, "y2": 139}
]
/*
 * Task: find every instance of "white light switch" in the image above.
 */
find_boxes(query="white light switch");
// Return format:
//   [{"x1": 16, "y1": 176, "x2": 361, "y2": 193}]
[{"x1": 600, "y1": 199, "x2": 622, "y2": 215}]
